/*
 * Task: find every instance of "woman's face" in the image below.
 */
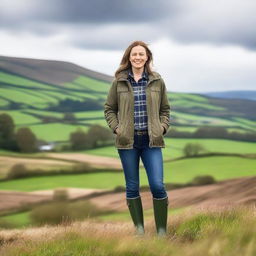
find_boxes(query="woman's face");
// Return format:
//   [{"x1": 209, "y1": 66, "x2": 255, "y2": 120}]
[{"x1": 129, "y1": 45, "x2": 148, "y2": 70}]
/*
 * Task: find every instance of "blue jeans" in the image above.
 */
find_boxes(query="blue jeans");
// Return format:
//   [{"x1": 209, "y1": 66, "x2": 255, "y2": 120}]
[{"x1": 118, "y1": 132, "x2": 167, "y2": 199}]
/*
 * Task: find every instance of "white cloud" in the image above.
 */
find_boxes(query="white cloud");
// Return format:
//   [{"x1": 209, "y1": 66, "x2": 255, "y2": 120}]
[
  {"x1": 148, "y1": 38, "x2": 256, "y2": 92},
  {"x1": 1, "y1": 31, "x2": 256, "y2": 92}
]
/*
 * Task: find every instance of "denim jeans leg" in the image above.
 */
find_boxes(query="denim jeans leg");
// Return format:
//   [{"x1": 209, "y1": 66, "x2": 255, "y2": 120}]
[
  {"x1": 118, "y1": 148, "x2": 141, "y2": 199},
  {"x1": 141, "y1": 147, "x2": 167, "y2": 199}
]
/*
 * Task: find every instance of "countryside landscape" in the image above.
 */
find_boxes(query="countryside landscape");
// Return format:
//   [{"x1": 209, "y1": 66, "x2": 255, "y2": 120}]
[{"x1": 0, "y1": 55, "x2": 255, "y2": 255}]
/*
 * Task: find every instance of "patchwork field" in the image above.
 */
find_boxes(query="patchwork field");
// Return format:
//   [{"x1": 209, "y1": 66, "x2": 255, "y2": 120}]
[
  {"x1": 0, "y1": 155, "x2": 255, "y2": 191},
  {"x1": 1, "y1": 57, "x2": 256, "y2": 143}
]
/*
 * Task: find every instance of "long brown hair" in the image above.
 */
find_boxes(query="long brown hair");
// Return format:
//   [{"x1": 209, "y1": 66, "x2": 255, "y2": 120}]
[{"x1": 115, "y1": 41, "x2": 154, "y2": 78}]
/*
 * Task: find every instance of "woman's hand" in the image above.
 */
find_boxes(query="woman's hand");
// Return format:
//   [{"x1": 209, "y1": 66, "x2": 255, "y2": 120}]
[
  {"x1": 115, "y1": 127, "x2": 120, "y2": 135},
  {"x1": 161, "y1": 126, "x2": 165, "y2": 135}
]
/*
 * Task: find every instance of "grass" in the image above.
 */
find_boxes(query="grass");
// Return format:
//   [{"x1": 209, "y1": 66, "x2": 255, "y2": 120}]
[
  {"x1": 0, "y1": 72, "x2": 54, "y2": 89},
  {"x1": 171, "y1": 110, "x2": 255, "y2": 131},
  {"x1": 0, "y1": 206, "x2": 188, "y2": 229},
  {"x1": 1, "y1": 137, "x2": 255, "y2": 160},
  {"x1": 0, "y1": 88, "x2": 49, "y2": 107},
  {"x1": 0, "y1": 172, "x2": 125, "y2": 191},
  {"x1": 233, "y1": 117, "x2": 256, "y2": 130},
  {"x1": 168, "y1": 91, "x2": 209, "y2": 102},
  {"x1": 20, "y1": 109, "x2": 64, "y2": 118},
  {"x1": 82, "y1": 138, "x2": 256, "y2": 160},
  {"x1": 64, "y1": 75, "x2": 110, "y2": 93},
  {"x1": 0, "y1": 98, "x2": 9, "y2": 107},
  {"x1": 23, "y1": 123, "x2": 89, "y2": 141},
  {"x1": 0, "y1": 205, "x2": 255, "y2": 256},
  {"x1": 98, "y1": 207, "x2": 187, "y2": 222},
  {"x1": 0, "y1": 156, "x2": 255, "y2": 191},
  {"x1": 0, "y1": 212, "x2": 31, "y2": 228},
  {"x1": 0, "y1": 110, "x2": 41, "y2": 125},
  {"x1": 173, "y1": 99, "x2": 225, "y2": 110},
  {"x1": 74, "y1": 110, "x2": 105, "y2": 119}
]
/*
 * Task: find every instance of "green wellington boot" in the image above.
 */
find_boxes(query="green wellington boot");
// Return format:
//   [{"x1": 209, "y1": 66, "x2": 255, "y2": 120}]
[
  {"x1": 126, "y1": 196, "x2": 145, "y2": 235},
  {"x1": 153, "y1": 197, "x2": 169, "y2": 236}
]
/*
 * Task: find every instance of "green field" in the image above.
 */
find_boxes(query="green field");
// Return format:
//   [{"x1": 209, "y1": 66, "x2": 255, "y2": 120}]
[
  {"x1": 21, "y1": 123, "x2": 89, "y2": 141},
  {"x1": 0, "y1": 206, "x2": 187, "y2": 229},
  {"x1": 64, "y1": 75, "x2": 110, "y2": 93},
  {"x1": 82, "y1": 138, "x2": 256, "y2": 160},
  {"x1": 1, "y1": 70, "x2": 256, "y2": 142},
  {"x1": 0, "y1": 156, "x2": 255, "y2": 191}
]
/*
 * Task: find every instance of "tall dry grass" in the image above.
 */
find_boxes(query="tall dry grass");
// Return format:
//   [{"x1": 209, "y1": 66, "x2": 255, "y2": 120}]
[{"x1": 0, "y1": 204, "x2": 255, "y2": 256}]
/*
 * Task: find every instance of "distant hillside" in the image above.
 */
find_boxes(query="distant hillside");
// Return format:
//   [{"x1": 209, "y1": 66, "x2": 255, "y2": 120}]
[
  {"x1": 0, "y1": 55, "x2": 255, "y2": 142},
  {"x1": 201, "y1": 90, "x2": 256, "y2": 101},
  {"x1": 0, "y1": 55, "x2": 113, "y2": 86}
]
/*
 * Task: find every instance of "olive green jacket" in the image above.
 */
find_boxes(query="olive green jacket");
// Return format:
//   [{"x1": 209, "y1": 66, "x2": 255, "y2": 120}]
[{"x1": 104, "y1": 70, "x2": 170, "y2": 149}]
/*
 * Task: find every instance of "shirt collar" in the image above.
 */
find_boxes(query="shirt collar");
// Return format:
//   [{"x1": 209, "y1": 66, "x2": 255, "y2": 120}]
[{"x1": 128, "y1": 68, "x2": 148, "y2": 80}]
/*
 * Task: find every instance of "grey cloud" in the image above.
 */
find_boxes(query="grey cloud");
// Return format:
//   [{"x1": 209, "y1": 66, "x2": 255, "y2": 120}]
[
  {"x1": 0, "y1": 0, "x2": 170, "y2": 26},
  {"x1": 164, "y1": 0, "x2": 256, "y2": 50},
  {"x1": 0, "y1": 0, "x2": 256, "y2": 50},
  {"x1": 66, "y1": 24, "x2": 163, "y2": 50}
]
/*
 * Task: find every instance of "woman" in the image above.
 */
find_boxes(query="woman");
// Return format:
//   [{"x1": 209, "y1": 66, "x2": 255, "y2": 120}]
[{"x1": 104, "y1": 41, "x2": 170, "y2": 236}]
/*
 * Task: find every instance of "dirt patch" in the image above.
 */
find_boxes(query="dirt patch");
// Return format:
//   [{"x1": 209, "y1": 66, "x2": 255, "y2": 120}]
[
  {"x1": 88, "y1": 176, "x2": 256, "y2": 211},
  {"x1": 0, "y1": 188, "x2": 110, "y2": 213}
]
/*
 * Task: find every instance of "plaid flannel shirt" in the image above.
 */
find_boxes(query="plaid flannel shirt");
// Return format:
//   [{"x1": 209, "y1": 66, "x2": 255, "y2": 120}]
[{"x1": 128, "y1": 69, "x2": 149, "y2": 130}]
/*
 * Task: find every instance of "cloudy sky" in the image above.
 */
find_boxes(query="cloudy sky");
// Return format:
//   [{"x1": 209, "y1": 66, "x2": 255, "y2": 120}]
[{"x1": 1, "y1": 0, "x2": 256, "y2": 92}]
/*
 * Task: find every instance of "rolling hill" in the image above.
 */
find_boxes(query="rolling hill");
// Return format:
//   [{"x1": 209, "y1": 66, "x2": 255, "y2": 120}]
[
  {"x1": 201, "y1": 90, "x2": 256, "y2": 101},
  {"x1": 0, "y1": 55, "x2": 255, "y2": 142}
]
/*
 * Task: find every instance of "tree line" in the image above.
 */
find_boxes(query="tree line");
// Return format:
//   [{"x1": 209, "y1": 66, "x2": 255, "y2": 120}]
[
  {"x1": 0, "y1": 113, "x2": 37, "y2": 152},
  {"x1": 0, "y1": 113, "x2": 113, "y2": 153},
  {"x1": 1, "y1": 112, "x2": 255, "y2": 153}
]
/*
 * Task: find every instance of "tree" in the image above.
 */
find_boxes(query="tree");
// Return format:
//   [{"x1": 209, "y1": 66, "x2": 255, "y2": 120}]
[
  {"x1": 16, "y1": 127, "x2": 37, "y2": 153},
  {"x1": 183, "y1": 143, "x2": 206, "y2": 157},
  {"x1": 194, "y1": 126, "x2": 228, "y2": 138},
  {"x1": 69, "y1": 125, "x2": 112, "y2": 150},
  {"x1": 69, "y1": 128, "x2": 89, "y2": 150},
  {"x1": 0, "y1": 113, "x2": 17, "y2": 150},
  {"x1": 87, "y1": 124, "x2": 112, "y2": 147}
]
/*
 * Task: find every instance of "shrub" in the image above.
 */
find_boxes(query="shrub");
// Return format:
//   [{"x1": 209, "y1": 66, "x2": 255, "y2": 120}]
[
  {"x1": 30, "y1": 200, "x2": 106, "y2": 225},
  {"x1": 53, "y1": 188, "x2": 69, "y2": 201},
  {"x1": 191, "y1": 175, "x2": 216, "y2": 185},
  {"x1": 183, "y1": 143, "x2": 206, "y2": 157},
  {"x1": 15, "y1": 127, "x2": 37, "y2": 153},
  {"x1": 113, "y1": 186, "x2": 126, "y2": 192},
  {"x1": 72, "y1": 163, "x2": 92, "y2": 173},
  {"x1": 6, "y1": 164, "x2": 28, "y2": 180}
]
